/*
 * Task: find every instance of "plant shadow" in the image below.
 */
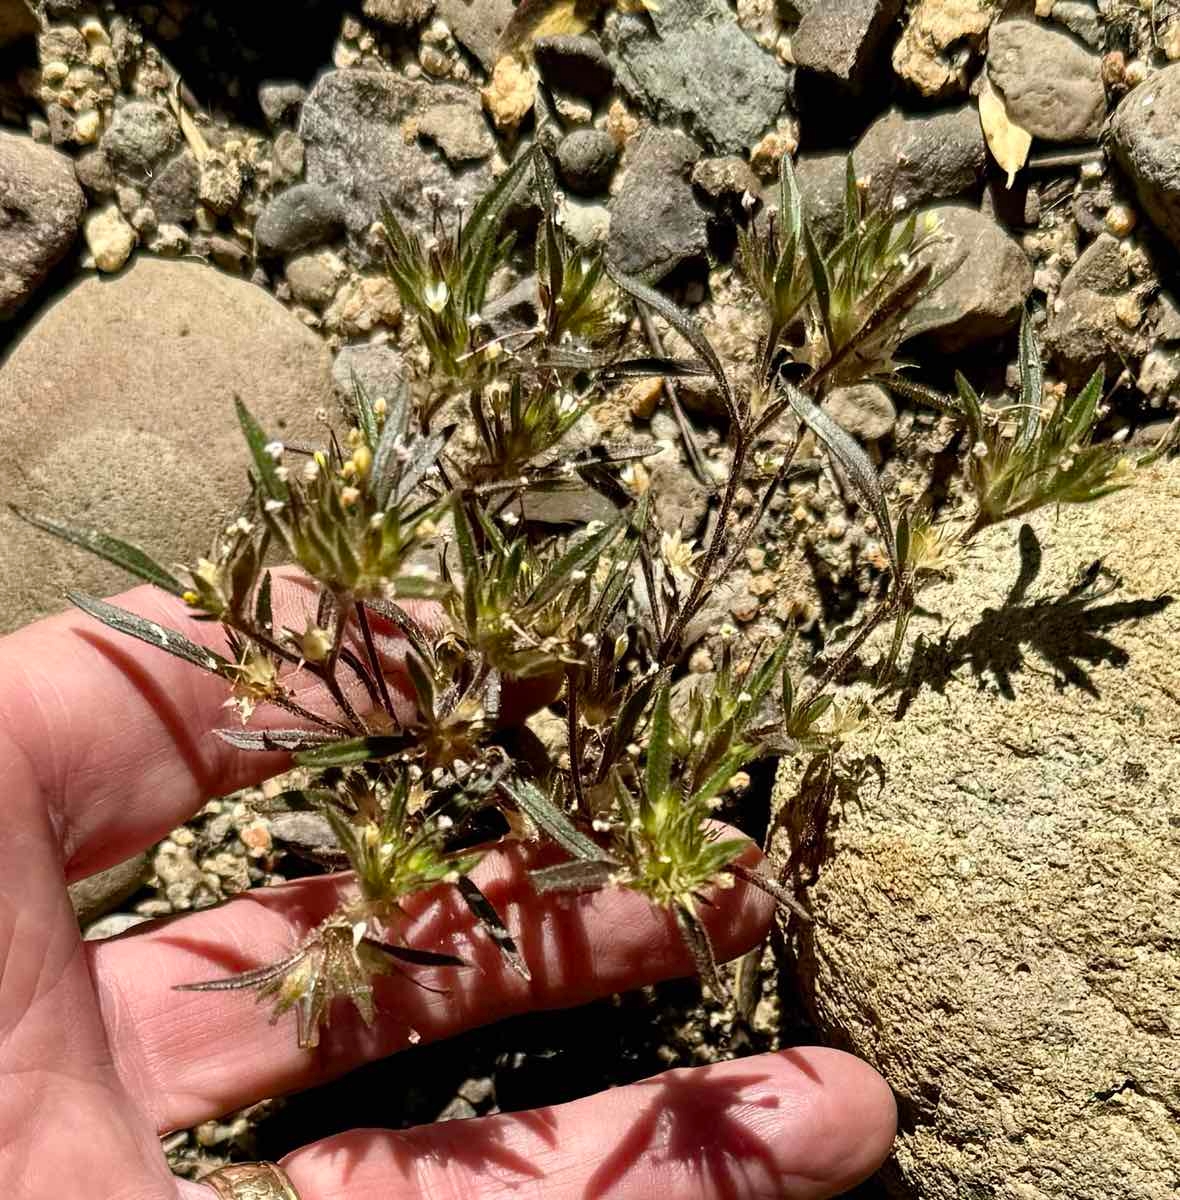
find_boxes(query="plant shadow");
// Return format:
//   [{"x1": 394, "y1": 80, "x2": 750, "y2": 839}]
[{"x1": 890, "y1": 524, "x2": 1173, "y2": 718}]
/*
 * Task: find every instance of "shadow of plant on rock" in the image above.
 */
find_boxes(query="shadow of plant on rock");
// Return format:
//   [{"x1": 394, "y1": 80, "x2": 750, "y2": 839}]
[{"x1": 891, "y1": 523, "x2": 1174, "y2": 718}]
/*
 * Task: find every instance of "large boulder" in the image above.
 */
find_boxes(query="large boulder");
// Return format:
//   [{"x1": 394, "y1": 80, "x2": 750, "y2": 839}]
[
  {"x1": 0, "y1": 131, "x2": 85, "y2": 320},
  {"x1": 0, "y1": 258, "x2": 333, "y2": 631},
  {"x1": 773, "y1": 459, "x2": 1180, "y2": 1200}
]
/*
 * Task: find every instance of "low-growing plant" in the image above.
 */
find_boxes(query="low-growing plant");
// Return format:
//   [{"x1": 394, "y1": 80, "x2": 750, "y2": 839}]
[{"x1": 14, "y1": 146, "x2": 1152, "y2": 1049}]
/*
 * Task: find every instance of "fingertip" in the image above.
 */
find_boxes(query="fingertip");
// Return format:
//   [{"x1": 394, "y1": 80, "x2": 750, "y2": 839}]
[{"x1": 770, "y1": 1046, "x2": 897, "y2": 1196}]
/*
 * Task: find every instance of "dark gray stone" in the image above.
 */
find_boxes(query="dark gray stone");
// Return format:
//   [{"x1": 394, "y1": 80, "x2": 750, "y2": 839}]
[
  {"x1": 987, "y1": 19, "x2": 1106, "y2": 143},
  {"x1": 791, "y1": 0, "x2": 905, "y2": 92},
  {"x1": 1051, "y1": 1, "x2": 1101, "y2": 47},
  {"x1": 534, "y1": 34, "x2": 614, "y2": 101},
  {"x1": 1110, "y1": 64, "x2": 1180, "y2": 254},
  {"x1": 332, "y1": 342, "x2": 407, "y2": 405},
  {"x1": 1045, "y1": 233, "x2": 1144, "y2": 385},
  {"x1": 854, "y1": 104, "x2": 987, "y2": 211},
  {"x1": 608, "y1": 127, "x2": 707, "y2": 281},
  {"x1": 556, "y1": 127, "x2": 618, "y2": 195},
  {"x1": 300, "y1": 70, "x2": 492, "y2": 250},
  {"x1": 607, "y1": 0, "x2": 788, "y2": 154},
  {"x1": 101, "y1": 100, "x2": 181, "y2": 177},
  {"x1": 792, "y1": 151, "x2": 849, "y2": 245},
  {"x1": 258, "y1": 80, "x2": 307, "y2": 128},
  {"x1": 905, "y1": 202, "x2": 1033, "y2": 352},
  {"x1": 0, "y1": 131, "x2": 85, "y2": 320},
  {"x1": 74, "y1": 147, "x2": 116, "y2": 196},
  {"x1": 435, "y1": 0, "x2": 514, "y2": 68},
  {"x1": 255, "y1": 182, "x2": 345, "y2": 256},
  {"x1": 147, "y1": 149, "x2": 199, "y2": 225}
]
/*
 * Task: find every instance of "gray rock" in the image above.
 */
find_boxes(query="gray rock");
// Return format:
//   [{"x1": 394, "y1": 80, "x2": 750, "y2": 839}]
[
  {"x1": 1110, "y1": 64, "x2": 1180, "y2": 254},
  {"x1": 607, "y1": 0, "x2": 789, "y2": 154},
  {"x1": 147, "y1": 149, "x2": 199, "y2": 225},
  {"x1": 435, "y1": 0, "x2": 514, "y2": 68},
  {"x1": 1051, "y1": 0, "x2": 1101, "y2": 47},
  {"x1": 0, "y1": 132, "x2": 85, "y2": 320},
  {"x1": 69, "y1": 852, "x2": 151, "y2": 927},
  {"x1": 792, "y1": 0, "x2": 905, "y2": 92},
  {"x1": 332, "y1": 342, "x2": 407, "y2": 405},
  {"x1": 608, "y1": 127, "x2": 707, "y2": 280},
  {"x1": 854, "y1": 104, "x2": 987, "y2": 211},
  {"x1": 272, "y1": 130, "x2": 305, "y2": 184},
  {"x1": 824, "y1": 383, "x2": 897, "y2": 442},
  {"x1": 556, "y1": 127, "x2": 618, "y2": 195},
  {"x1": 1045, "y1": 233, "x2": 1144, "y2": 385},
  {"x1": 300, "y1": 70, "x2": 492, "y2": 250},
  {"x1": 0, "y1": 0, "x2": 36, "y2": 44},
  {"x1": 101, "y1": 100, "x2": 181, "y2": 177},
  {"x1": 534, "y1": 35, "x2": 614, "y2": 101},
  {"x1": 268, "y1": 810, "x2": 338, "y2": 856},
  {"x1": 416, "y1": 102, "x2": 495, "y2": 163},
  {"x1": 0, "y1": 258, "x2": 331, "y2": 630},
  {"x1": 773, "y1": 459, "x2": 1180, "y2": 1200},
  {"x1": 792, "y1": 151, "x2": 849, "y2": 245},
  {"x1": 906, "y1": 203, "x2": 1032, "y2": 351},
  {"x1": 286, "y1": 248, "x2": 347, "y2": 308},
  {"x1": 255, "y1": 182, "x2": 346, "y2": 256},
  {"x1": 258, "y1": 80, "x2": 307, "y2": 127},
  {"x1": 74, "y1": 148, "x2": 116, "y2": 197},
  {"x1": 987, "y1": 19, "x2": 1106, "y2": 143}
]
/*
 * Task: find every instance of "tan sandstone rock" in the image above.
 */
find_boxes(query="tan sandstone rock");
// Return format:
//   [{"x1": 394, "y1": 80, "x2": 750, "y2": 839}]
[
  {"x1": 0, "y1": 257, "x2": 333, "y2": 632},
  {"x1": 774, "y1": 459, "x2": 1180, "y2": 1199}
]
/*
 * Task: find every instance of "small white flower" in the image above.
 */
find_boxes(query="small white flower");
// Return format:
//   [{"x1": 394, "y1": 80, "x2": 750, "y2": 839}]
[
  {"x1": 352, "y1": 920, "x2": 369, "y2": 949},
  {"x1": 971, "y1": 440, "x2": 989, "y2": 459},
  {"x1": 302, "y1": 458, "x2": 321, "y2": 483},
  {"x1": 423, "y1": 279, "x2": 449, "y2": 313},
  {"x1": 436, "y1": 814, "x2": 454, "y2": 830},
  {"x1": 263, "y1": 440, "x2": 285, "y2": 461},
  {"x1": 274, "y1": 465, "x2": 290, "y2": 483},
  {"x1": 592, "y1": 819, "x2": 612, "y2": 833},
  {"x1": 740, "y1": 189, "x2": 757, "y2": 212},
  {"x1": 264, "y1": 498, "x2": 285, "y2": 513},
  {"x1": 570, "y1": 569, "x2": 588, "y2": 582}
]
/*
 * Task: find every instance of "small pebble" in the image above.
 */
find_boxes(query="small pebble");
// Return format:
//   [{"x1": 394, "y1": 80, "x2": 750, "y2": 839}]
[{"x1": 1105, "y1": 204, "x2": 1137, "y2": 237}]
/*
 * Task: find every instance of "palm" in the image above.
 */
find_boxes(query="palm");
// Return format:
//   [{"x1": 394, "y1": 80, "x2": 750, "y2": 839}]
[{"x1": 0, "y1": 583, "x2": 894, "y2": 1200}]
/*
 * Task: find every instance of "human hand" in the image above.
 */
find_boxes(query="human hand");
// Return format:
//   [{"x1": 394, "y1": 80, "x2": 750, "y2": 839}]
[{"x1": 0, "y1": 580, "x2": 896, "y2": 1200}]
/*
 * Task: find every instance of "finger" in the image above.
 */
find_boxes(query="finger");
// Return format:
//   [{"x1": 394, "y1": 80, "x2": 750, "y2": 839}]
[
  {"x1": 0, "y1": 577, "x2": 438, "y2": 879},
  {"x1": 178, "y1": 1048, "x2": 896, "y2": 1200},
  {"x1": 91, "y1": 836, "x2": 774, "y2": 1133}
]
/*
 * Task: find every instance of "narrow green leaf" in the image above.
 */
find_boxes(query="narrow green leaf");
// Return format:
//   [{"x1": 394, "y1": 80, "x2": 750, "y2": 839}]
[
  {"x1": 235, "y1": 397, "x2": 289, "y2": 502},
  {"x1": 499, "y1": 776, "x2": 607, "y2": 862},
  {"x1": 953, "y1": 371, "x2": 985, "y2": 445},
  {"x1": 12, "y1": 509, "x2": 186, "y2": 595},
  {"x1": 352, "y1": 372, "x2": 380, "y2": 452},
  {"x1": 803, "y1": 222, "x2": 836, "y2": 354},
  {"x1": 785, "y1": 383, "x2": 897, "y2": 574},
  {"x1": 527, "y1": 508, "x2": 627, "y2": 609},
  {"x1": 605, "y1": 263, "x2": 735, "y2": 419},
  {"x1": 67, "y1": 593, "x2": 227, "y2": 673},
  {"x1": 1016, "y1": 309, "x2": 1043, "y2": 452},
  {"x1": 294, "y1": 735, "x2": 401, "y2": 768},
  {"x1": 645, "y1": 683, "x2": 673, "y2": 806}
]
